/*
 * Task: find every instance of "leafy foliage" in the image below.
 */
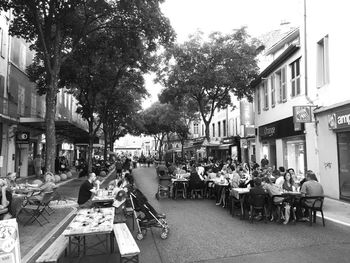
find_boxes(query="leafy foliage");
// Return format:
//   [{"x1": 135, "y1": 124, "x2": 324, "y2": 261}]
[{"x1": 156, "y1": 28, "x2": 262, "y2": 140}]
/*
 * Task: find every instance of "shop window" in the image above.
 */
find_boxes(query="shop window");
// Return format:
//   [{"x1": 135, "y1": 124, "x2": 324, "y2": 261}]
[
  {"x1": 283, "y1": 138, "x2": 305, "y2": 179},
  {"x1": 317, "y1": 35, "x2": 330, "y2": 88},
  {"x1": 276, "y1": 67, "x2": 287, "y2": 103},
  {"x1": 290, "y1": 58, "x2": 301, "y2": 97},
  {"x1": 271, "y1": 74, "x2": 275, "y2": 107}
]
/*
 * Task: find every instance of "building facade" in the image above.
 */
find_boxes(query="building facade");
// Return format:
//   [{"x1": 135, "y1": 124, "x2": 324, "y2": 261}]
[{"x1": 304, "y1": 0, "x2": 350, "y2": 200}]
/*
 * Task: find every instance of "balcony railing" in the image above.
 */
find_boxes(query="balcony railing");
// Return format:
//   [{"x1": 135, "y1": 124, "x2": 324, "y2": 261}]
[{"x1": 0, "y1": 96, "x2": 18, "y2": 119}]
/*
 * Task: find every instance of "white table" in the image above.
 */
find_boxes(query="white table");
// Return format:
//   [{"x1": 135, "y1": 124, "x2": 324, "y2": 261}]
[{"x1": 63, "y1": 207, "x2": 115, "y2": 257}]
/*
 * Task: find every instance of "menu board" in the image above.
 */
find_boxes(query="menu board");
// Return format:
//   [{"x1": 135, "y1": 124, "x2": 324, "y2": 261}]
[{"x1": 0, "y1": 219, "x2": 21, "y2": 263}]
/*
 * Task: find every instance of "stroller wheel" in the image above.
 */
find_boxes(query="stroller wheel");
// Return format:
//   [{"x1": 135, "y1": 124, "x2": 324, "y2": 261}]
[
  {"x1": 155, "y1": 193, "x2": 159, "y2": 200},
  {"x1": 160, "y1": 228, "x2": 169, "y2": 240},
  {"x1": 136, "y1": 233, "x2": 144, "y2": 240}
]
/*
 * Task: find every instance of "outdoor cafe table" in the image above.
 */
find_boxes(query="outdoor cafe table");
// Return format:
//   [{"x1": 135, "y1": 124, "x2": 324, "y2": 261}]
[
  {"x1": 230, "y1": 188, "x2": 250, "y2": 219},
  {"x1": 63, "y1": 207, "x2": 115, "y2": 257},
  {"x1": 92, "y1": 190, "x2": 115, "y2": 207},
  {"x1": 171, "y1": 178, "x2": 188, "y2": 199}
]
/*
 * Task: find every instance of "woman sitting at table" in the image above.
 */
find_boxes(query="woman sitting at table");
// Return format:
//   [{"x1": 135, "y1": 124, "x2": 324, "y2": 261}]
[
  {"x1": 282, "y1": 171, "x2": 295, "y2": 192},
  {"x1": 188, "y1": 165, "x2": 205, "y2": 199},
  {"x1": 27, "y1": 172, "x2": 56, "y2": 203},
  {"x1": 0, "y1": 179, "x2": 13, "y2": 219}
]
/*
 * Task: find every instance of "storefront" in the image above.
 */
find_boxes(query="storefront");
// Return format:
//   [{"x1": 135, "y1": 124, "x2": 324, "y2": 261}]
[
  {"x1": 258, "y1": 116, "x2": 306, "y2": 175},
  {"x1": 321, "y1": 103, "x2": 350, "y2": 201}
]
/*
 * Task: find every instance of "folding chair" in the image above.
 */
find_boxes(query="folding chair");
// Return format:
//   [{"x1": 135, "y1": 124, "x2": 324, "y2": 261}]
[{"x1": 20, "y1": 191, "x2": 54, "y2": 226}]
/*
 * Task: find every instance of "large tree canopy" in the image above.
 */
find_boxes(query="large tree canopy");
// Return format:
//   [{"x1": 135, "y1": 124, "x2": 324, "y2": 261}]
[
  {"x1": 156, "y1": 28, "x2": 262, "y2": 141},
  {"x1": 1, "y1": 0, "x2": 174, "y2": 172}
]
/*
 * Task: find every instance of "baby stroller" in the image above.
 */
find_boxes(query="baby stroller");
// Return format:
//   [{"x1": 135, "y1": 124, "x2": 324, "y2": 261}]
[
  {"x1": 155, "y1": 171, "x2": 172, "y2": 200},
  {"x1": 129, "y1": 187, "x2": 169, "y2": 240}
]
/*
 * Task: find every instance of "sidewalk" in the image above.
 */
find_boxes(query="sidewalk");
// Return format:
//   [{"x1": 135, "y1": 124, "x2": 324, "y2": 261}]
[{"x1": 323, "y1": 197, "x2": 350, "y2": 227}]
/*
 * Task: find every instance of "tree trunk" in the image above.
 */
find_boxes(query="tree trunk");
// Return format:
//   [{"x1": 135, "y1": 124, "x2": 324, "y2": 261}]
[
  {"x1": 103, "y1": 129, "x2": 108, "y2": 161},
  {"x1": 45, "y1": 80, "x2": 57, "y2": 173},
  {"x1": 88, "y1": 121, "x2": 94, "y2": 173},
  {"x1": 204, "y1": 120, "x2": 210, "y2": 142}
]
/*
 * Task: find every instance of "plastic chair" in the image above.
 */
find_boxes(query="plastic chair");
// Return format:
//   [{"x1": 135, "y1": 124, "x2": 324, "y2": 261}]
[
  {"x1": 300, "y1": 196, "x2": 325, "y2": 226},
  {"x1": 247, "y1": 193, "x2": 269, "y2": 223}
]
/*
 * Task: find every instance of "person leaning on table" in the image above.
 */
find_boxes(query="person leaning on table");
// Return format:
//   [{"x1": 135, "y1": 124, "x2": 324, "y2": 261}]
[
  {"x1": 28, "y1": 172, "x2": 56, "y2": 203},
  {"x1": 77, "y1": 172, "x2": 97, "y2": 208}
]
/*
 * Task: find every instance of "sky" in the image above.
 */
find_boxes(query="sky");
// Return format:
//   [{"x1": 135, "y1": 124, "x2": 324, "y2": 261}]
[{"x1": 142, "y1": 0, "x2": 303, "y2": 109}]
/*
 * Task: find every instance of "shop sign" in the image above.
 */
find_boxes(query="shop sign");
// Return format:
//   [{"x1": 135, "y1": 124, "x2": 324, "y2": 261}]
[
  {"x1": 259, "y1": 124, "x2": 277, "y2": 138},
  {"x1": 15, "y1": 132, "x2": 29, "y2": 144},
  {"x1": 244, "y1": 125, "x2": 255, "y2": 137},
  {"x1": 293, "y1": 106, "x2": 313, "y2": 123},
  {"x1": 221, "y1": 138, "x2": 234, "y2": 144},
  {"x1": 328, "y1": 108, "x2": 350, "y2": 130},
  {"x1": 62, "y1": 142, "x2": 74, "y2": 151}
]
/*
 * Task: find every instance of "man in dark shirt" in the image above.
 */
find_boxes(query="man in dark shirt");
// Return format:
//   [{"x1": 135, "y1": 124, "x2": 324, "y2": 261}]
[
  {"x1": 260, "y1": 154, "x2": 269, "y2": 168},
  {"x1": 77, "y1": 172, "x2": 97, "y2": 208}
]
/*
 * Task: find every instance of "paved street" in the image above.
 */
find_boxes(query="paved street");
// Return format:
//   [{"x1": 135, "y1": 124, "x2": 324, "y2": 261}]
[
  {"x1": 129, "y1": 166, "x2": 350, "y2": 263},
  {"x1": 29, "y1": 166, "x2": 350, "y2": 263}
]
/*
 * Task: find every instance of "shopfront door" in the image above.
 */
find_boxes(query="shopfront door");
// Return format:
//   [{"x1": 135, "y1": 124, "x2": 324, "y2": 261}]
[{"x1": 338, "y1": 132, "x2": 350, "y2": 201}]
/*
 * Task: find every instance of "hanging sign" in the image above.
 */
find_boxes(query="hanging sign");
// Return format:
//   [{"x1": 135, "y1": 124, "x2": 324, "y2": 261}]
[{"x1": 293, "y1": 106, "x2": 313, "y2": 123}]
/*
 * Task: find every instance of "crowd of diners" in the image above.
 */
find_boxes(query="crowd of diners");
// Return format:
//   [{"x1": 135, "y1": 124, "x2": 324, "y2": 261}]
[
  {"x1": 156, "y1": 158, "x2": 324, "y2": 224},
  {"x1": 0, "y1": 171, "x2": 57, "y2": 220}
]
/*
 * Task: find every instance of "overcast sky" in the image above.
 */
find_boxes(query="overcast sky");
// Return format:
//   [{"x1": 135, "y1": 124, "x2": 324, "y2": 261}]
[{"x1": 142, "y1": 0, "x2": 303, "y2": 108}]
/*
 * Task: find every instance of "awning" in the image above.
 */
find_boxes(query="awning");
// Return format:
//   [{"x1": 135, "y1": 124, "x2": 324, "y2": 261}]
[
  {"x1": 218, "y1": 144, "x2": 232, "y2": 150},
  {"x1": 19, "y1": 117, "x2": 98, "y2": 144}
]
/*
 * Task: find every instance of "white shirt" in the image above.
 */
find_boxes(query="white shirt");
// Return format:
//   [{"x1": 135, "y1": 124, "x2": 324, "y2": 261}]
[{"x1": 275, "y1": 176, "x2": 285, "y2": 188}]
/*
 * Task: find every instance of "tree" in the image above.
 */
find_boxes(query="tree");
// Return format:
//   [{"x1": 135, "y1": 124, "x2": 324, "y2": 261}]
[
  {"x1": 1, "y1": 0, "x2": 174, "y2": 173},
  {"x1": 156, "y1": 28, "x2": 262, "y2": 141},
  {"x1": 141, "y1": 102, "x2": 180, "y2": 161}
]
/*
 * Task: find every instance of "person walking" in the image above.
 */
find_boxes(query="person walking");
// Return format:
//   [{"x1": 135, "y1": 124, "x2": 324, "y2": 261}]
[{"x1": 33, "y1": 154, "x2": 42, "y2": 178}]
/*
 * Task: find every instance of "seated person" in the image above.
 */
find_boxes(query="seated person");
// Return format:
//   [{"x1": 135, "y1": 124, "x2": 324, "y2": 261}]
[
  {"x1": 0, "y1": 179, "x2": 12, "y2": 219},
  {"x1": 188, "y1": 166, "x2": 205, "y2": 198},
  {"x1": 298, "y1": 171, "x2": 324, "y2": 219},
  {"x1": 28, "y1": 172, "x2": 56, "y2": 203},
  {"x1": 262, "y1": 177, "x2": 285, "y2": 221},
  {"x1": 248, "y1": 178, "x2": 267, "y2": 219},
  {"x1": 77, "y1": 172, "x2": 97, "y2": 208},
  {"x1": 6, "y1": 172, "x2": 18, "y2": 193}
]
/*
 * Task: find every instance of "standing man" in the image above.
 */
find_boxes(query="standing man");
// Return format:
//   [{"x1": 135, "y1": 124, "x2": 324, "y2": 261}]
[
  {"x1": 77, "y1": 172, "x2": 97, "y2": 208},
  {"x1": 33, "y1": 154, "x2": 42, "y2": 178},
  {"x1": 260, "y1": 154, "x2": 269, "y2": 168}
]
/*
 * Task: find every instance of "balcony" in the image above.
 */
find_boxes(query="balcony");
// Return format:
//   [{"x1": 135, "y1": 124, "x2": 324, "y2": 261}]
[{"x1": 0, "y1": 96, "x2": 19, "y2": 121}]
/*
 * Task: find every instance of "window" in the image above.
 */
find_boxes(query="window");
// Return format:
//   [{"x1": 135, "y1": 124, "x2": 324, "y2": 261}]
[
  {"x1": 276, "y1": 67, "x2": 287, "y2": 103},
  {"x1": 223, "y1": 120, "x2": 226, "y2": 137},
  {"x1": 290, "y1": 58, "x2": 301, "y2": 97},
  {"x1": 193, "y1": 123, "x2": 199, "y2": 134},
  {"x1": 31, "y1": 93, "x2": 37, "y2": 116},
  {"x1": 19, "y1": 43, "x2": 26, "y2": 70},
  {"x1": 257, "y1": 88, "x2": 261, "y2": 114},
  {"x1": 263, "y1": 80, "x2": 268, "y2": 110},
  {"x1": 271, "y1": 74, "x2": 275, "y2": 107},
  {"x1": 18, "y1": 85, "x2": 25, "y2": 116},
  {"x1": 317, "y1": 35, "x2": 330, "y2": 88},
  {"x1": 202, "y1": 124, "x2": 205, "y2": 136},
  {"x1": 0, "y1": 28, "x2": 4, "y2": 58},
  {"x1": 212, "y1": 123, "x2": 215, "y2": 137},
  {"x1": 218, "y1": 121, "x2": 221, "y2": 137}
]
